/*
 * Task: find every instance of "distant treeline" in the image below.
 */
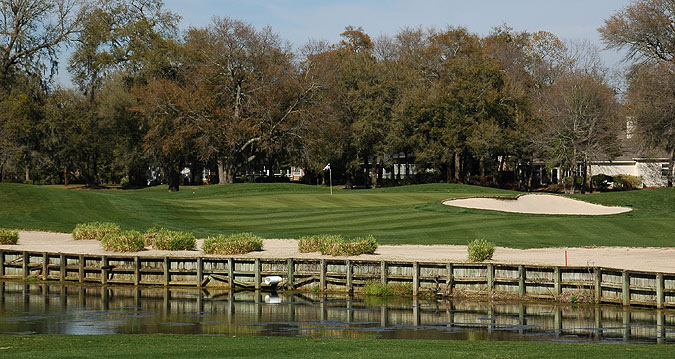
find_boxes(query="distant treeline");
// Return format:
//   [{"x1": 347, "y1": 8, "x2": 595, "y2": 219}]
[{"x1": 0, "y1": 0, "x2": 673, "y2": 192}]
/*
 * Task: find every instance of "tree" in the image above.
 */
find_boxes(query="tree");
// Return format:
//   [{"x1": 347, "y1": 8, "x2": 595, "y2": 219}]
[
  {"x1": 536, "y1": 72, "x2": 620, "y2": 193},
  {"x1": 626, "y1": 62, "x2": 675, "y2": 186},
  {"x1": 0, "y1": 0, "x2": 83, "y2": 88},
  {"x1": 599, "y1": 0, "x2": 675, "y2": 63},
  {"x1": 600, "y1": 0, "x2": 675, "y2": 187}
]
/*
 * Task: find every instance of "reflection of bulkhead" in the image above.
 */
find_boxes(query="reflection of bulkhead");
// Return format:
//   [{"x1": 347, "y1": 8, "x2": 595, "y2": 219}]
[{"x1": 264, "y1": 295, "x2": 282, "y2": 304}]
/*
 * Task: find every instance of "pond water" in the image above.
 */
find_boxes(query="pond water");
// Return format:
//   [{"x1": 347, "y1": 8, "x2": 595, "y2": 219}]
[{"x1": 1, "y1": 280, "x2": 674, "y2": 343}]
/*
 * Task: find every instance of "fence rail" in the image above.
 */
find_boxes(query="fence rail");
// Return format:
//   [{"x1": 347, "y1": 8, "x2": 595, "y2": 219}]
[{"x1": 0, "y1": 249, "x2": 673, "y2": 308}]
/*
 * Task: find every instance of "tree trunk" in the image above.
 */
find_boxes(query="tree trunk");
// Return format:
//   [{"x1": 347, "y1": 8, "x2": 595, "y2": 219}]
[
  {"x1": 445, "y1": 163, "x2": 452, "y2": 183},
  {"x1": 167, "y1": 163, "x2": 180, "y2": 192},
  {"x1": 345, "y1": 172, "x2": 353, "y2": 189},
  {"x1": 581, "y1": 158, "x2": 588, "y2": 194},
  {"x1": 371, "y1": 157, "x2": 378, "y2": 189},
  {"x1": 454, "y1": 152, "x2": 461, "y2": 181},
  {"x1": 64, "y1": 167, "x2": 69, "y2": 186},
  {"x1": 480, "y1": 156, "x2": 486, "y2": 178},
  {"x1": 25, "y1": 165, "x2": 30, "y2": 182},
  {"x1": 404, "y1": 153, "x2": 410, "y2": 184},
  {"x1": 217, "y1": 159, "x2": 226, "y2": 184},
  {"x1": 668, "y1": 147, "x2": 675, "y2": 188},
  {"x1": 364, "y1": 155, "x2": 370, "y2": 189}
]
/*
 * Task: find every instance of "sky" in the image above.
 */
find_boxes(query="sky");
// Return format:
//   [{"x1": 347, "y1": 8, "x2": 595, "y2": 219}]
[{"x1": 57, "y1": 0, "x2": 634, "y2": 87}]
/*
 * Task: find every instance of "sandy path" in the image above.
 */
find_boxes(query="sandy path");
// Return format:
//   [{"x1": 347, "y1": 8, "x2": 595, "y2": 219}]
[
  {"x1": 443, "y1": 194, "x2": 632, "y2": 215},
  {"x1": 1, "y1": 231, "x2": 674, "y2": 273}
]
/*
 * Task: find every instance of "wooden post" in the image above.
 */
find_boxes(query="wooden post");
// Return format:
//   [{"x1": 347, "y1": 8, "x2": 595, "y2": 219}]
[
  {"x1": 101, "y1": 256, "x2": 108, "y2": 285},
  {"x1": 346, "y1": 260, "x2": 353, "y2": 293},
  {"x1": 594, "y1": 267, "x2": 602, "y2": 303},
  {"x1": 554, "y1": 266, "x2": 562, "y2": 296},
  {"x1": 518, "y1": 265, "x2": 525, "y2": 297},
  {"x1": 254, "y1": 258, "x2": 261, "y2": 290},
  {"x1": 59, "y1": 254, "x2": 66, "y2": 281},
  {"x1": 287, "y1": 258, "x2": 294, "y2": 288},
  {"x1": 23, "y1": 251, "x2": 29, "y2": 278},
  {"x1": 0, "y1": 250, "x2": 4, "y2": 277},
  {"x1": 320, "y1": 259, "x2": 326, "y2": 291},
  {"x1": 42, "y1": 253, "x2": 49, "y2": 280},
  {"x1": 133, "y1": 256, "x2": 140, "y2": 285},
  {"x1": 656, "y1": 273, "x2": 664, "y2": 309},
  {"x1": 197, "y1": 258, "x2": 203, "y2": 287},
  {"x1": 380, "y1": 261, "x2": 387, "y2": 284},
  {"x1": 228, "y1": 258, "x2": 234, "y2": 288},
  {"x1": 412, "y1": 262, "x2": 419, "y2": 296},
  {"x1": 622, "y1": 270, "x2": 630, "y2": 306},
  {"x1": 446, "y1": 263, "x2": 453, "y2": 295},
  {"x1": 163, "y1": 257, "x2": 169, "y2": 286},
  {"x1": 78, "y1": 254, "x2": 84, "y2": 283},
  {"x1": 486, "y1": 264, "x2": 494, "y2": 294}
]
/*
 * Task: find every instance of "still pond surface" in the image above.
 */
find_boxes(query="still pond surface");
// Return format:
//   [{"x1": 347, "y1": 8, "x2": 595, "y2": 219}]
[{"x1": 0, "y1": 280, "x2": 673, "y2": 344}]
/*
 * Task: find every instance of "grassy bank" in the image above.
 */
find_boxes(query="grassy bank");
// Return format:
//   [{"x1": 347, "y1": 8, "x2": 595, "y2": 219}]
[
  {"x1": 0, "y1": 335, "x2": 672, "y2": 359},
  {"x1": 0, "y1": 182, "x2": 673, "y2": 248}
]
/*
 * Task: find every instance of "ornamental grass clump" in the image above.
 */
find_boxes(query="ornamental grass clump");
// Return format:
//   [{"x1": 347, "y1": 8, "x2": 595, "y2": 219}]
[
  {"x1": 73, "y1": 222, "x2": 120, "y2": 241},
  {"x1": 202, "y1": 233, "x2": 263, "y2": 255},
  {"x1": 101, "y1": 230, "x2": 145, "y2": 252},
  {"x1": 0, "y1": 228, "x2": 19, "y2": 245},
  {"x1": 467, "y1": 238, "x2": 495, "y2": 262},
  {"x1": 298, "y1": 234, "x2": 341, "y2": 253},
  {"x1": 318, "y1": 235, "x2": 378, "y2": 256},
  {"x1": 146, "y1": 228, "x2": 196, "y2": 250},
  {"x1": 362, "y1": 281, "x2": 413, "y2": 297}
]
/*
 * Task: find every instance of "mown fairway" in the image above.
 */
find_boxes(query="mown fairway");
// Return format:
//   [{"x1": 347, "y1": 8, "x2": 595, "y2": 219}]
[
  {"x1": 0, "y1": 335, "x2": 672, "y2": 359},
  {"x1": 0, "y1": 182, "x2": 673, "y2": 248}
]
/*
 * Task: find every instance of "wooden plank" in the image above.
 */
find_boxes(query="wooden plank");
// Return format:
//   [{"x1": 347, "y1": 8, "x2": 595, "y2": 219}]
[
  {"x1": 554, "y1": 266, "x2": 561, "y2": 295},
  {"x1": 254, "y1": 258, "x2": 261, "y2": 290},
  {"x1": 518, "y1": 265, "x2": 525, "y2": 297},
  {"x1": 197, "y1": 257, "x2": 203, "y2": 287},
  {"x1": 59, "y1": 254, "x2": 66, "y2": 281},
  {"x1": 656, "y1": 273, "x2": 664, "y2": 309},
  {"x1": 446, "y1": 263, "x2": 453, "y2": 295},
  {"x1": 228, "y1": 258, "x2": 234, "y2": 288},
  {"x1": 133, "y1": 256, "x2": 140, "y2": 285},
  {"x1": 320, "y1": 259, "x2": 326, "y2": 290},
  {"x1": 346, "y1": 260, "x2": 353, "y2": 293},
  {"x1": 287, "y1": 258, "x2": 294, "y2": 288},
  {"x1": 487, "y1": 264, "x2": 494, "y2": 293},
  {"x1": 101, "y1": 256, "x2": 108, "y2": 285},
  {"x1": 622, "y1": 270, "x2": 630, "y2": 306},
  {"x1": 595, "y1": 267, "x2": 602, "y2": 303},
  {"x1": 78, "y1": 254, "x2": 84, "y2": 282},
  {"x1": 412, "y1": 261, "x2": 419, "y2": 296},
  {"x1": 23, "y1": 251, "x2": 29, "y2": 278},
  {"x1": 42, "y1": 253, "x2": 49, "y2": 280},
  {"x1": 380, "y1": 261, "x2": 387, "y2": 284},
  {"x1": 163, "y1": 257, "x2": 169, "y2": 286}
]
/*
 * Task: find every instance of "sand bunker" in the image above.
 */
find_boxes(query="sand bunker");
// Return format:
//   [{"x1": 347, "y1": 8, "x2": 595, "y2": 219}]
[{"x1": 442, "y1": 194, "x2": 632, "y2": 215}]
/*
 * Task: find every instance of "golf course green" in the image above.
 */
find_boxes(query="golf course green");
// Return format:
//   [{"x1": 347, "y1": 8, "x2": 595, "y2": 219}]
[{"x1": 0, "y1": 182, "x2": 673, "y2": 248}]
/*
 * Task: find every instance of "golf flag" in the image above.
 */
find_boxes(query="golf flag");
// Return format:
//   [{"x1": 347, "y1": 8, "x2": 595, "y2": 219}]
[{"x1": 323, "y1": 163, "x2": 330, "y2": 171}]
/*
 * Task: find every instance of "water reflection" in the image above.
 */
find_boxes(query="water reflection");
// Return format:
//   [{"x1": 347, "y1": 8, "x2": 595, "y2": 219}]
[{"x1": 0, "y1": 280, "x2": 673, "y2": 343}]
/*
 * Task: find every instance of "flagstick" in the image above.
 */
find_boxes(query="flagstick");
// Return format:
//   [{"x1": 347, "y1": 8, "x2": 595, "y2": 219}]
[{"x1": 329, "y1": 167, "x2": 332, "y2": 195}]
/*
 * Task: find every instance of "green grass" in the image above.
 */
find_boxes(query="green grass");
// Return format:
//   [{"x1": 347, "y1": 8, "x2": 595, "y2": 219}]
[
  {"x1": 0, "y1": 182, "x2": 674, "y2": 248},
  {"x1": 0, "y1": 335, "x2": 672, "y2": 359}
]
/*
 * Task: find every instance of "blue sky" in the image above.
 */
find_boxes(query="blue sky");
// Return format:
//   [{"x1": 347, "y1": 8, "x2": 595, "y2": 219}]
[{"x1": 57, "y1": 0, "x2": 633, "y2": 87}]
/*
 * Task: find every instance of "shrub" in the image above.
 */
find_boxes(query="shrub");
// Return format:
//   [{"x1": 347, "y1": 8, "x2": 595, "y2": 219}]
[
  {"x1": 591, "y1": 174, "x2": 613, "y2": 191},
  {"x1": 298, "y1": 234, "x2": 340, "y2": 253},
  {"x1": 202, "y1": 233, "x2": 263, "y2": 255},
  {"x1": 0, "y1": 228, "x2": 19, "y2": 245},
  {"x1": 120, "y1": 176, "x2": 130, "y2": 188},
  {"x1": 101, "y1": 230, "x2": 145, "y2": 252},
  {"x1": 467, "y1": 238, "x2": 495, "y2": 262},
  {"x1": 319, "y1": 235, "x2": 378, "y2": 256},
  {"x1": 563, "y1": 176, "x2": 587, "y2": 189},
  {"x1": 362, "y1": 281, "x2": 413, "y2": 297},
  {"x1": 73, "y1": 222, "x2": 120, "y2": 241},
  {"x1": 612, "y1": 174, "x2": 642, "y2": 191},
  {"x1": 146, "y1": 228, "x2": 196, "y2": 250}
]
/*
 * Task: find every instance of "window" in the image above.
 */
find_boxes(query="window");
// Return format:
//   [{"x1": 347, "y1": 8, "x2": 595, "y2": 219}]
[{"x1": 662, "y1": 164, "x2": 670, "y2": 177}]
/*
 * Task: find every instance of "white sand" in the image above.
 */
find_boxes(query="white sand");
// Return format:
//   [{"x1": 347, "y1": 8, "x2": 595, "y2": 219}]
[
  {"x1": 1, "y1": 231, "x2": 674, "y2": 273},
  {"x1": 443, "y1": 194, "x2": 632, "y2": 215}
]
